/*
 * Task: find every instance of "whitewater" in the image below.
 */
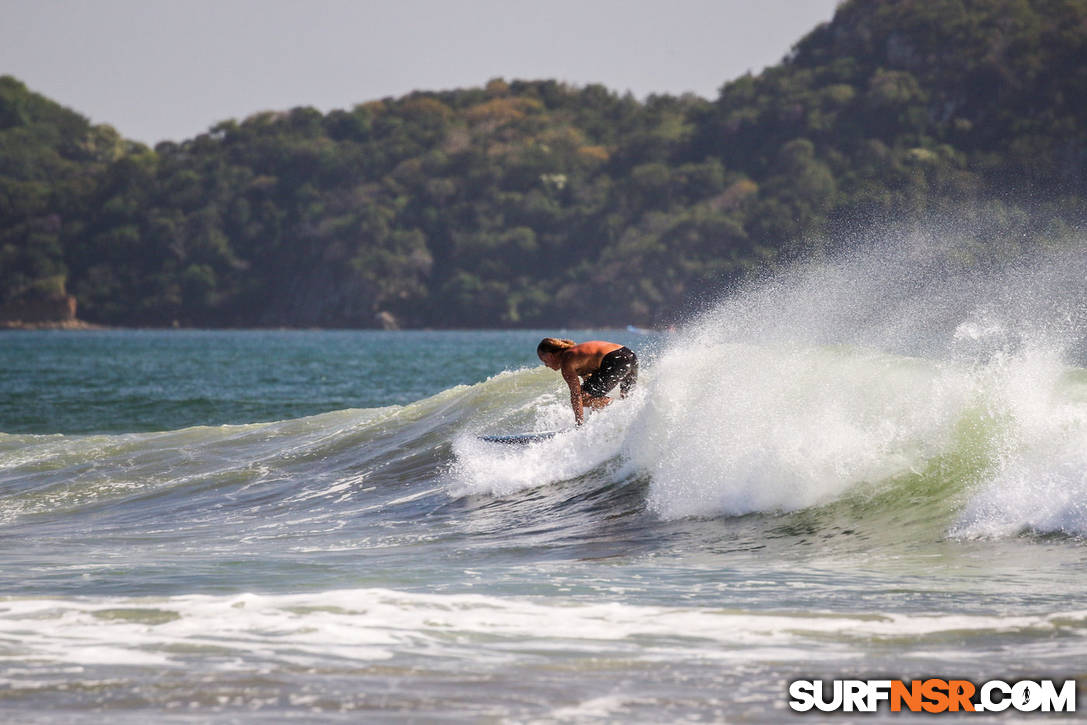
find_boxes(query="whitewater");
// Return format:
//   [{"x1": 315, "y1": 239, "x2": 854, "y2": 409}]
[{"x1": 1, "y1": 228, "x2": 1086, "y2": 721}]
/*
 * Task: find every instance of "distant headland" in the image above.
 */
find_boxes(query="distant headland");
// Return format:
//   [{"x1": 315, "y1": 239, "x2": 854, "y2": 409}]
[{"x1": 2, "y1": 0, "x2": 1085, "y2": 330}]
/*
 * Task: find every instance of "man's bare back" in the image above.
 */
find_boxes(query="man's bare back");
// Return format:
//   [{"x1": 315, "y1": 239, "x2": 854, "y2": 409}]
[{"x1": 536, "y1": 338, "x2": 637, "y2": 425}]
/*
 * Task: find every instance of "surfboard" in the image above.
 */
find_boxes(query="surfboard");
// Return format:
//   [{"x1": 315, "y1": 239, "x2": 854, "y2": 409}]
[{"x1": 478, "y1": 431, "x2": 558, "y2": 445}]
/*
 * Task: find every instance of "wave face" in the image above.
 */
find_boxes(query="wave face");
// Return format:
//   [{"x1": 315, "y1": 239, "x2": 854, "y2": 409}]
[
  {"x1": 3, "y1": 229, "x2": 1087, "y2": 720},
  {"x1": 452, "y1": 229, "x2": 1087, "y2": 540}
]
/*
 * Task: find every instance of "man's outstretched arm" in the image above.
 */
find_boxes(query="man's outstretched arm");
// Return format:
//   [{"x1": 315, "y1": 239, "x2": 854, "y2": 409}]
[{"x1": 563, "y1": 369, "x2": 584, "y2": 425}]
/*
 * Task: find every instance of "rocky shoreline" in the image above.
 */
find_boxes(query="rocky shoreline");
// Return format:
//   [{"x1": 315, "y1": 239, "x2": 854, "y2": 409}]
[
  {"x1": 0, "y1": 294, "x2": 106, "y2": 330},
  {"x1": 0, "y1": 319, "x2": 105, "y2": 330}
]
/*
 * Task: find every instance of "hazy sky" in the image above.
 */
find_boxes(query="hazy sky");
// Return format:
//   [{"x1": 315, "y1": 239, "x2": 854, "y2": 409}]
[{"x1": 2, "y1": 0, "x2": 840, "y2": 145}]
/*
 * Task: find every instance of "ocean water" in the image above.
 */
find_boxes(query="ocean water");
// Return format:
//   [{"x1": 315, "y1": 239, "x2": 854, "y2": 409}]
[{"x1": 2, "y1": 234, "x2": 1087, "y2": 722}]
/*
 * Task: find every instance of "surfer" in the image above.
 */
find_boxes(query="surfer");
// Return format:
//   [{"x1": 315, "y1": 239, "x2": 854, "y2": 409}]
[{"x1": 536, "y1": 338, "x2": 638, "y2": 425}]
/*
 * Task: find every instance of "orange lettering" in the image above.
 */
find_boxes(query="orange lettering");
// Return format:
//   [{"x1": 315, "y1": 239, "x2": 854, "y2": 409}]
[
  {"x1": 891, "y1": 680, "x2": 923, "y2": 712},
  {"x1": 947, "y1": 680, "x2": 975, "y2": 711},
  {"x1": 921, "y1": 679, "x2": 950, "y2": 713}
]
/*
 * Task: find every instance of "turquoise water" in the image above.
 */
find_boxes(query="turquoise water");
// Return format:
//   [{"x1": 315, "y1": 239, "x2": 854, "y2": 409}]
[
  {"x1": 0, "y1": 330, "x2": 573, "y2": 434},
  {"x1": 3, "y1": 239, "x2": 1087, "y2": 722}
]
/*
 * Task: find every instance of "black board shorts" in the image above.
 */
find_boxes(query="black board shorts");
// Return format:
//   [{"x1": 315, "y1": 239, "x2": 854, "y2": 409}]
[{"x1": 581, "y1": 347, "x2": 638, "y2": 399}]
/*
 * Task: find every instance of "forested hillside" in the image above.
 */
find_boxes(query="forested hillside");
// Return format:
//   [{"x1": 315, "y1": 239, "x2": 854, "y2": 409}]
[{"x1": 2, "y1": 0, "x2": 1085, "y2": 328}]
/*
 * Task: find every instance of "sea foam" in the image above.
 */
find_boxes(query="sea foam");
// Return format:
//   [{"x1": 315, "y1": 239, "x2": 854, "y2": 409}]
[
  {"x1": 632, "y1": 223, "x2": 1087, "y2": 534},
  {"x1": 449, "y1": 223, "x2": 1087, "y2": 537}
]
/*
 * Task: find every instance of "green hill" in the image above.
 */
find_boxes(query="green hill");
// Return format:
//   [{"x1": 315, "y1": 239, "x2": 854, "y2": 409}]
[{"x1": 1, "y1": 0, "x2": 1085, "y2": 328}]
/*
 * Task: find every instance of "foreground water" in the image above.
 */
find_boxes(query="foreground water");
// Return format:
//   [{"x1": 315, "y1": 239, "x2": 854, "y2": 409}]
[{"x1": 2, "y1": 237, "x2": 1087, "y2": 722}]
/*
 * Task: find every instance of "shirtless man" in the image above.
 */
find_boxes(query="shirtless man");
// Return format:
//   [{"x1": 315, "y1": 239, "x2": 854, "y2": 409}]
[{"x1": 536, "y1": 338, "x2": 638, "y2": 425}]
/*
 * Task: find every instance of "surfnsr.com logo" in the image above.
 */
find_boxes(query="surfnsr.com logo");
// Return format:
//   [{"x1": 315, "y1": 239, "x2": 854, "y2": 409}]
[{"x1": 788, "y1": 679, "x2": 1077, "y2": 713}]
